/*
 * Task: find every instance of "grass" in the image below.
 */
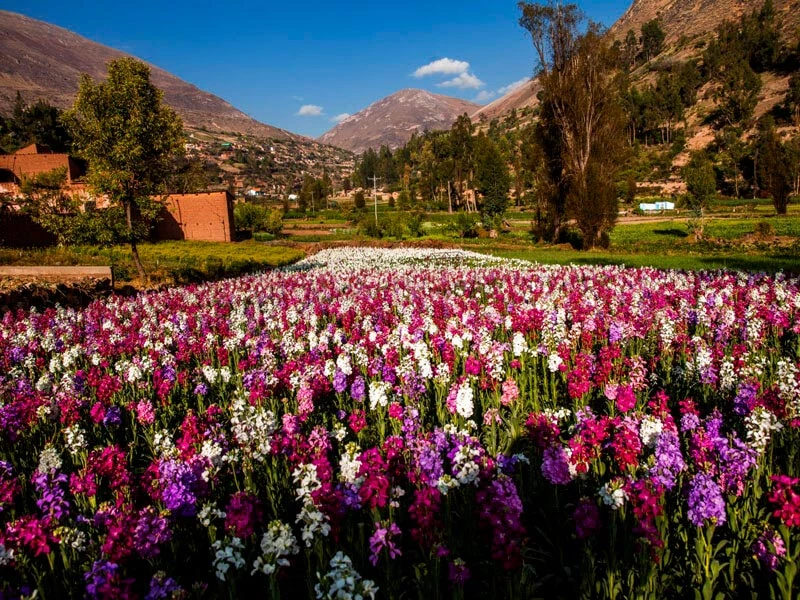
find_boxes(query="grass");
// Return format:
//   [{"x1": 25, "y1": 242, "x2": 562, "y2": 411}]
[{"x1": 0, "y1": 241, "x2": 305, "y2": 287}]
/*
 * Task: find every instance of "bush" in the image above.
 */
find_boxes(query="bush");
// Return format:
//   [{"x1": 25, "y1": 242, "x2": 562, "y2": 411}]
[
  {"x1": 448, "y1": 212, "x2": 479, "y2": 238},
  {"x1": 753, "y1": 221, "x2": 775, "y2": 238}
]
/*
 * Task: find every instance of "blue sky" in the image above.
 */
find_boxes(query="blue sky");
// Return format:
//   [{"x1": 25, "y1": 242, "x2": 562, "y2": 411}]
[{"x1": 3, "y1": 1, "x2": 630, "y2": 138}]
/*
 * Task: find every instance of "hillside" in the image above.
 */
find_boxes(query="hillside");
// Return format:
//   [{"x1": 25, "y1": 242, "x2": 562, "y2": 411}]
[
  {"x1": 608, "y1": 0, "x2": 800, "y2": 44},
  {"x1": 478, "y1": 0, "x2": 799, "y2": 124},
  {"x1": 471, "y1": 79, "x2": 540, "y2": 124},
  {"x1": 0, "y1": 10, "x2": 297, "y2": 140},
  {"x1": 319, "y1": 89, "x2": 479, "y2": 153}
]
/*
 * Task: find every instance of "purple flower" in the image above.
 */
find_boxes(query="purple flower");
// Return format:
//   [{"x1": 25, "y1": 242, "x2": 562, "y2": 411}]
[
  {"x1": 194, "y1": 383, "x2": 209, "y2": 396},
  {"x1": 33, "y1": 471, "x2": 70, "y2": 523},
  {"x1": 369, "y1": 521, "x2": 402, "y2": 566},
  {"x1": 753, "y1": 529, "x2": 786, "y2": 571},
  {"x1": 350, "y1": 376, "x2": 366, "y2": 402},
  {"x1": 541, "y1": 445, "x2": 573, "y2": 486},
  {"x1": 133, "y1": 507, "x2": 172, "y2": 558},
  {"x1": 84, "y1": 560, "x2": 134, "y2": 600},
  {"x1": 687, "y1": 473, "x2": 727, "y2": 526},
  {"x1": 733, "y1": 382, "x2": 758, "y2": 416},
  {"x1": 448, "y1": 559, "x2": 471, "y2": 586},
  {"x1": 159, "y1": 459, "x2": 200, "y2": 517},
  {"x1": 103, "y1": 406, "x2": 122, "y2": 428},
  {"x1": 146, "y1": 573, "x2": 183, "y2": 600},
  {"x1": 333, "y1": 370, "x2": 348, "y2": 394},
  {"x1": 650, "y1": 432, "x2": 686, "y2": 491}
]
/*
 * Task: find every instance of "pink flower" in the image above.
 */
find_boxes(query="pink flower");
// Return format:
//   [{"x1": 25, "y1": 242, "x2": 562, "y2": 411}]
[{"x1": 500, "y1": 379, "x2": 519, "y2": 406}]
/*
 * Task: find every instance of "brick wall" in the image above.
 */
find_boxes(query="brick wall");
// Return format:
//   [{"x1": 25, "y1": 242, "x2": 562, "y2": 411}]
[{"x1": 157, "y1": 191, "x2": 235, "y2": 242}]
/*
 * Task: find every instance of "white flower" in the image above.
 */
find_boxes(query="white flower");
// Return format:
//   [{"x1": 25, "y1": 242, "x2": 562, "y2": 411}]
[
  {"x1": 63, "y1": 425, "x2": 86, "y2": 456},
  {"x1": 37, "y1": 445, "x2": 62, "y2": 473},
  {"x1": 745, "y1": 407, "x2": 783, "y2": 452},
  {"x1": 296, "y1": 504, "x2": 331, "y2": 548},
  {"x1": 547, "y1": 352, "x2": 563, "y2": 373},
  {"x1": 212, "y1": 537, "x2": 245, "y2": 581},
  {"x1": 454, "y1": 381, "x2": 474, "y2": 419},
  {"x1": 599, "y1": 481, "x2": 627, "y2": 510},
  {"x1": 368, "y1": 381, "x2": 391, "y2": 410},
  {"x1": 252, "y1": 520, "x2": 299, "y2": 576},
  {"x1": 639, "y1": 417, "x2": 664, "y2": 449},
  {"x1": 314, "y1": 551, "x2": 377, "y2": 600}
]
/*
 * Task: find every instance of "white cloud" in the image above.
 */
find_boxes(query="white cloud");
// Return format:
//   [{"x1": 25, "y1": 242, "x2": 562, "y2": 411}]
[
  {"x1": 414, "y1": 57, "x2": 470, "y2": 78},
  {"x1": 331, "y1": 113, "x2": 351, "y2": 124},
  {"x1": 291, "y1": 95, "x2": 305, "y2": 102},
  {"x1": 297, "y1": 104, "x2": 324, "y2": 117},
  {"x1": 496, "y1": 78, "x2": 530, "y2": 96},
  {"x1": 474, "y1": 90, "x2": 497, "y2": 103},
  {"x1": 438, "y1": 72, "x2": 485, "y2": 90}
]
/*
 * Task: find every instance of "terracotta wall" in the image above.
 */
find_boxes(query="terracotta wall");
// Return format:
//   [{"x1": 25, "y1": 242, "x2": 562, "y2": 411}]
[{"x1": 157, "y1": 192, "x2": 235, "y2": 242}]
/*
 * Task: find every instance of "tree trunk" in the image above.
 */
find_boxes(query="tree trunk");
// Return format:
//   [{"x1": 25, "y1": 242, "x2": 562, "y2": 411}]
[
  {"x1": 447, "y1": 180, "x2": 453, "y2": 214},
  {"x1": 125, "y1": 200, "x2": 147, "y2": 282}
]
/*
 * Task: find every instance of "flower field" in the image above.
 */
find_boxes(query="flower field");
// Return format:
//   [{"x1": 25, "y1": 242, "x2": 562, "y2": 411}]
[{"x1": 1, "y1": 247, "x2": 799, "y2": 599}]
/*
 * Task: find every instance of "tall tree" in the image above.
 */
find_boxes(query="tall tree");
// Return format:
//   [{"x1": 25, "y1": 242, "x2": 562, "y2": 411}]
[
  {"x1": 519, "y1": 1, "x2": 627, "y2": 248},
  {"x1": 756, "y1": 118, "x2": 793, "y2": 215},
  {"x1": 66, "y1": 58, "x2": 184, "y2": 280},
  {"x1": 473, "y1": 134, "x2": 511, "y2": 218},
  {"x1": 640, "y1": 19, "x2": 665, "y2": 62},
  {"x1": 682, "y1": 152, "x2": 716, "y2": 240}
]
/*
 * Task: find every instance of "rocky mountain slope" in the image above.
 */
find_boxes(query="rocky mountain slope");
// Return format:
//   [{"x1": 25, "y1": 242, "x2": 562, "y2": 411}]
[
  {"x1": 0, "y1": 10, "x2": 297, "y2": 140},
  {"x1": 318, "y1": 89, "x2": 479, "y2": 153},
  {"x1": 479, "y1": 0, "x2": 799, "y2": 124},
  {"x1": 608, "y1": 0, "x2": 800, "y2": 44}
]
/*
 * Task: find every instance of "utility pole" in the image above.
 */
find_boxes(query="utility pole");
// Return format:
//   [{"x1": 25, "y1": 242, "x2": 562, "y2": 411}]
[{"x1": 369, "y1": 175, "x2": 382, "y2": 227}]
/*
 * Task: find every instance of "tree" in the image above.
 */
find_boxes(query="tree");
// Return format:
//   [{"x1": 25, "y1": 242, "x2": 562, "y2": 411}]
[
  {"x1": 623, "y1": 29, "x2": 639, "y2": 70},
  {"x1": 519, "y1": 2, "x2": 627, "y2": 248},
  {"x1": 354, "y1": 190, "x2": 366, "y2": 210},
  {"x1": 756, "y1": 118, "x2": 793, "y2": 215},
  {"x1": 473, "y1": 134, "x2": 511, "y2": 218},
  {"x1": 66, "y1": 58, "x2": 184, "y2": 280},
  {"x1": 787, "y1": 73, "x2": 800, "y2": 127},
  {"x1": 682, "y1": 152, "x2": 716, "y2": 240},
  {"x1": 640, "y1": 19, "x2": 665, "y2": 62}
]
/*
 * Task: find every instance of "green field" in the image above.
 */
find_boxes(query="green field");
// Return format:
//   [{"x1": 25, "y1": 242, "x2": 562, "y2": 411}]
[{"x1": 0, "y1": 241, "x2": 305, "y2": 286}]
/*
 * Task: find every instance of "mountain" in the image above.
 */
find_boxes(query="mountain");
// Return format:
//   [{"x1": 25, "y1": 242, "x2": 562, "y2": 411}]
[
  {"x1": 608, "y1": 0, "x2": 800, "y2": 44},
  {"x1": 319, "y1": 89, "x2": 479, "y2": 153},
  {"x1": 475, "y1": 0, "x2": 799, "y2": 124},
  {"x1": 0, "y1": 10, "x2": 297, "y2": 140},
  {"x1": 471, "y1": 78, "x2": 540, "y2": 124}
]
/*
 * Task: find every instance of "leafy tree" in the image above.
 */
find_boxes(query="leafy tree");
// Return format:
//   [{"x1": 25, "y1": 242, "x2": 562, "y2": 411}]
[
  {"x1": 519, "y1": 1, "x2": 627, "y2": 248},
  {"x1": 755, "y1": 118, "x2": 793, "y2": 215},
  {"x1": 66, "y1": 58, "x2": 184, "y2": 280},
  {"x1": 682, "y1": 152, "x2": 716, "y2": 239},
  {"x1": 640, "y1": 19, "x2": 665, "y2": 62},
  {"x1": 18, "y1": 168, "x2": 78, "y2": 244},
  {"x1": 787, "y1": 73, "x2": 800, "y2": 126},
  {"x1": 353, "y1": 190, "x2": 366, "y2": 210},
  {"x1": 1, "y1": 94, "x2": 73, "y2": 153},
  {"x1": 623, "y1": 29, "x2": 639, "y2": 70},
  {"x1": 473, "y1": 134, "x2": 511, "y2": 218},
  {"x1": 234, "y1": 202, "x2": 269, "y2": 234}
]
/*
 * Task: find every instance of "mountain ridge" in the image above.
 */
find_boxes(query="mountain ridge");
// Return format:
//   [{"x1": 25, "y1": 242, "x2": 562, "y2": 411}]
[
  {"x1": 318, "y1": 88, "x2": 479, "y2": 153},
  {"x1": 0, "y1": 10, "x2": 300, "y2": 141}
]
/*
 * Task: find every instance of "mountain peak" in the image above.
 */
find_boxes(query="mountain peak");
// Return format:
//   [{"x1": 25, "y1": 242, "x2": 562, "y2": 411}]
[{"x1": 319, "y1": 90, "x2": 479, "y2": 154}]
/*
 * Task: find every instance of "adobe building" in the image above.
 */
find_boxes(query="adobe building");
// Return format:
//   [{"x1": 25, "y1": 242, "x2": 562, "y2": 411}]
[
  {"x1": 0, "y1": 144, "x2": 236, "y2": 245},
  {"x1": 0, "y1": 144, "x2": 86, "y2": 196},
  {"x1": 156, "y1": 191, "x2": 236, "y2": 242}
]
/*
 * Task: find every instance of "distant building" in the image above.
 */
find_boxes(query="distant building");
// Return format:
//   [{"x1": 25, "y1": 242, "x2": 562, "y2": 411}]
[
  {"x1": 0, "y1": 144, "x2": 86, "y2": 196},
  {"x1": 639, "y1": 201, "x2": 675, "y2": 212}
]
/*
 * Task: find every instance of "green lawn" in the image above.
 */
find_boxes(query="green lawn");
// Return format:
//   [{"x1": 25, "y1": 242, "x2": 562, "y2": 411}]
[{"x1": 0, "y1": 241, "x2": 305, "y2": 286}]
